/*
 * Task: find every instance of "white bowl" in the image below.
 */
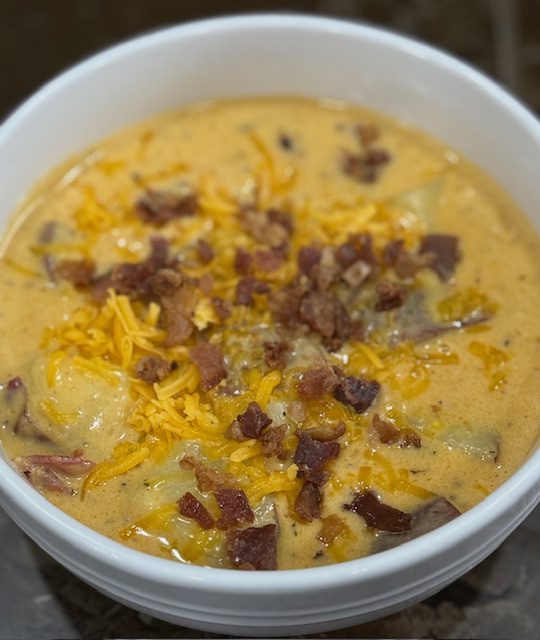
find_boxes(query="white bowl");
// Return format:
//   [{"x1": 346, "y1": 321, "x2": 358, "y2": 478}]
[{"x1": 0, "y1": 14, "x2": 539, "y2": 637}]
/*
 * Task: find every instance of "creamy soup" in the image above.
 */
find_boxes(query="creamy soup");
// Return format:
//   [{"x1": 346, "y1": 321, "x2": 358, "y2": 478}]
[{"x1": 0, "y1": 97, "x2": 539, "y2": 570}]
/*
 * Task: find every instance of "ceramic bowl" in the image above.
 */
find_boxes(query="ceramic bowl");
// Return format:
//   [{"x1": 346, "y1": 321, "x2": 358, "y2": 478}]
[{"x1": 0, "y1": 14, "x2": 539, "y2": 637}]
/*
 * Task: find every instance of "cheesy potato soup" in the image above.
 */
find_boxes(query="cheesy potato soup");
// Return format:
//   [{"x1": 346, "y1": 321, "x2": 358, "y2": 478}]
[{"x1": 0, "y1": 97, "x2": 539, "y2": 570}]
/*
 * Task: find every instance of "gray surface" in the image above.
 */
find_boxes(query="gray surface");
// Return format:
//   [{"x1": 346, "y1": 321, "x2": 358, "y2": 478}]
[{"x1": 1, "y1": 505, "x2": 538, "y2": 639}]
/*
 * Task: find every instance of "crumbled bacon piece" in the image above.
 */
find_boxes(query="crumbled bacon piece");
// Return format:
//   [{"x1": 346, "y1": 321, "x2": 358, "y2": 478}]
[
  {"x1": 235, "y1": 277, "x2": 270, "y2": 305},
  {"x1": 263, "y1": 340, "x2": 290, "y2": 370},
  {"x1": 419, "y1": 234, "x2": 460, "y2": 281},
  {"x1": 149, "y1": 267, "x2": 183, "y2": 297},
  {"x1": 55, "y1": 259, "x2": 96, "y2": 287},
  {"x1": 197, "y1": 272, "x2": 214, "y2": 295},
  {"x1": 297, "y1": 246, "x2": 322, "y2": 277},
  {"x1": 382, "y1": 239, "x2": 404, "y2": 266},
  {"x1": 375, "y1": 497, "x2": 461, "y2": 552},
  {"x1": 92, "y1": 236, "x2": 172, "y2": 303},
  {"x1": 178, "y1": 492, "x2": 215, "y2": 529},
  {"x1": 356, "y1": 122, "x2": 380, "y2": 146},
  {"x1": 395, "y1": 251, "x2": 435, "y2": 279},
  {"x1": 15, "y1": 454, "x2": 95, "y2": 494},
  {"x1": 317, "y1": 514, "x2": 348, "y2": 546},
  {"x1": 260, "y1": 424, "x2": 288, "y2": 460},
  {"x1": 135, "y1": 355, "x2": 172, "y2": 384},
  {"x1": 297, "y1": 366, "x2": 339, "y2": 399},
  {"x1": 135, "y1": 189, "x2": 198, "y2": 225},
  {"x1": 189, "y1": 342, "x2": 227, "y2": 391},
  {"x1": 253, "y1": 249, "x2": 285, "y2": 272},
  {"x1": 180, "y1": 455, "x2": 235, "y2": 493},
  {"x1": 241, "y1": 209, "x2": 292, "y2": 249},
  {"x1": 294, "y1": 481, "x2": 321, "y2": 522},
  {"x1": 233, "y1": 402, "x2": 272, "y2": 439},
  {"x1": 375, "y1": 280, "x2": 406, "y2": 312},
  {"x1": 294, "y1": 431, "x2": 340, "y2": 486},
  {"x1": 268, "y1": 279, "x2": 308, "y2": 327},
  {"x1": 234, "y1": 247, "x2": 252, "y2": 275},
  {"x1": 215, "y1": 488, "x2": 254, "y2": 528},
  {"x1": 334, "y1": 376, "x2": 380, "y2": 414},
  {"x1": 372, "y1": 414, "x2": 421, "y2": 448},
  {"x1": 345, "y1": 490, "x2": 412, "y2": 532},
  {"x1": 226, "y1": 524, "x2": 277, "y2": 570},
  {"x1": 305, "y1": 422, "x2": 346, "y2": 442},
  {"x1": 196, "y1": 239, "x2": 214, "y2": 264},
  {"x1": 299, "y1": 290, "x2": 348, "y2": 339},
  {"x1": 212, "y1": 296, "x2": 232, "y2": 320}
]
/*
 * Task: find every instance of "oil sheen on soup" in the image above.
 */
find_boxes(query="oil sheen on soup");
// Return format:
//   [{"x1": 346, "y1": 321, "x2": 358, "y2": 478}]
[{"x1": 0, "y1": 97, "x2": 539, "y2": 570}]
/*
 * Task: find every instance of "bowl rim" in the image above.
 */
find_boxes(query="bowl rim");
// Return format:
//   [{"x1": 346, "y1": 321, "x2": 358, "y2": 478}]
[{"x1": 0, "y1": 12, "x2": 539, "y2": 593}]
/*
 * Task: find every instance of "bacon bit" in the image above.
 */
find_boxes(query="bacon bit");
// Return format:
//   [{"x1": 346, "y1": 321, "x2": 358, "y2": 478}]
[
  {"x1": 149, "y1": 267, "x2": 183, "y2": 297},
  {"x1": 260, "y1": 424, "x2": 288, "y2": 460},
  {"x1": 180, "y1": 455, "x2": 235, "y2": 493},
  {"x1": 294, "y1": 431, "x2": 340, "y2": 486},
  {"x1": 263, "y1": 340, "x2": 290, "y2": 370},
  {"x1": 8, "y1": 376, "x2": 24, "y2": 391},
  {"x1": 234, "y1": 247, "x2": 252, "y2": 275},
  {"x1": 297, "y1": 366, "x2": 339, "y2": 399},
  {"x1": 55, "y1": 259, "x2": 96, "y2": 287},
  {"x1": 375, "y1": 280, "x2": 407, "y2": 312},
  {"x1": 197, "y1": 272, "x2": 214, "y2": 295},
  {"x1": 212, "y1": 296, "x2": 232, "y2": 320},
  {"x1": 334, "y1": 376, "x2": 380, "y2": 414},
  {"x1": 178, "y1": 492, "x2": 215, "y2": 529},
  {"x1": 304, "y1": 422, "x2": 346, "y2": 442},
  {"x1": 376, "y1": 497, "x2": 461, "y2": 552},
  {"x1": 344, "y1": 490, "x2": 412, "y2": 532},
  {"x1": 241, "y1": 209, "x2": 291, "y2": 250},
  {"x1": 343, "y1": 149, "x2": 391, "y2": 184},
  {"x1": 135, "y1": 355, "x2": 172, "y2": 384},
  {"x1": 342, "y1": 259, "x2": 372, "y2": 287},
  {"x1": 420, "y1": 234, "x2": 460, "y2": 281},
  {"x1": 294, "y1": 481, "x2": 321, "y2": 522},
  {"x1": 233, "y1": 402, "x2": 272, "y2": 439},
  {"x1": 372, "y1": 414, "x2": 421, "y2": 448},
  {"x1": 268, "y1": 279, "x2": 308, "y2": 326},
  {"x1": 382, "y1": 239, "x2": 404, "y2": 266},
  {"x1": 135, "y1": 189, "x2": 198, "y2": 225},
  {"x1": 335, "y1": 241, "x2": 359, "y2": 268},
  {"x1": 215, "y1": 487, "x2": 255, "y2": 528},
  {"x1": 317, "y1": 514, "x2": 348, "y2": 546},
  {"x1": 196, "y1": 239, "x2": 214, "y2": 264},
  {"x1": 267, "y1": 208, "x2": 294, "y2": 234},
  {"x1": 350, "y1": 319, "x2": 366, "y2": 342},
  {"x1": 253, "y1": 248, "x2": 285, "y2": 273},
  {"x1": 91, "y1": 236, "x2": 171, "y2": 303},
  {"x1": 357, "y1": 122, "x2": 380, "y2": 146},
  {"x1": 15, "y1": 454, "x2": 95, "y2": 494},
  {"x1": 189, "y1": 342, "x2": 227, "y2": 391},
  {"x1": 395, "y1": 251, "x2": 435, "y2": 279},
  {"x1": 156, "y1": 272, "x2": 196, "y2": 347},
  {"x1": 297, "y1": 246, "x2": 322, "y2": 277},
  {"x1": 235, "y1": 277, "x2": 270, "y2": 306},
  {"x1": 299, "y1": 290, "x2": 348, "y2": 339},
  {"x1": 227, "y1": 524, "x2": 277, "y2": 570}
]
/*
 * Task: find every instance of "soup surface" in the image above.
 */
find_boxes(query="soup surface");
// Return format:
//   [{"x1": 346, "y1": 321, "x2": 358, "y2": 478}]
[{"x1": 0, "y1": 97, "x2": 539, "y2": 570}]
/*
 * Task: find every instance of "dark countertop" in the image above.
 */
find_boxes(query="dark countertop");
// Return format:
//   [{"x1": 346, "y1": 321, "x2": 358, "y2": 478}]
[
  {"x1": 1, "y1": 2, "x2": 539, "y2": 638},
  {"x1": 1, "y1": 505, "x2": 538, "y2": 639}
]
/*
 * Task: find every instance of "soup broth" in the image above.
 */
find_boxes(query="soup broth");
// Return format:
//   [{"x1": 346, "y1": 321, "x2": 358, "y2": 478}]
[{"x1": 0, "y1": 97, "x2": 539, "y2": 569}]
